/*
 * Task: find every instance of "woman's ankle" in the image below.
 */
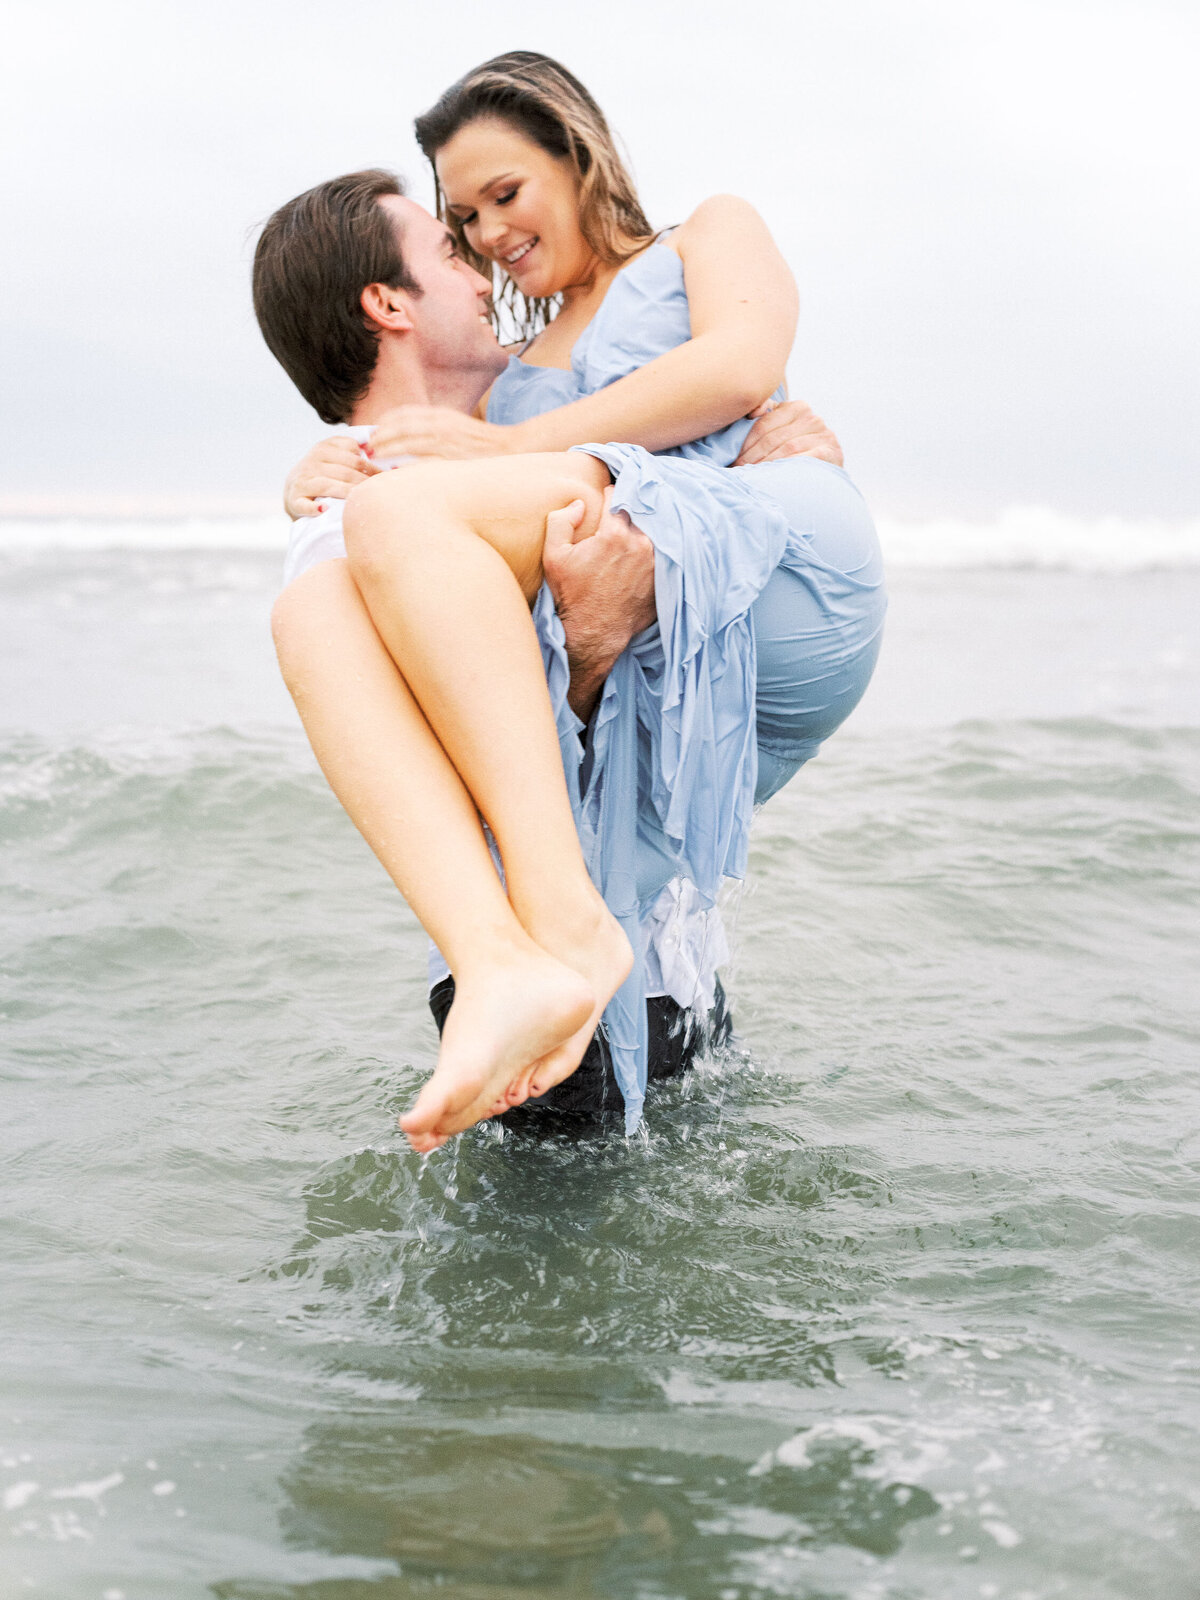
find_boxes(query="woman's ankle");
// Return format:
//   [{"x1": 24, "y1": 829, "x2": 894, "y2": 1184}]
[
  {"x1": 443, "y1": 920, "x2": 549, "y2": 986},
  {"x1": 524, "y1": 889, "x2": 624, "y2": 966}
]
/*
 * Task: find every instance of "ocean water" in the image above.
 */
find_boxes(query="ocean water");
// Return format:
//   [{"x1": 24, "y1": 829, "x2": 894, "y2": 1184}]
[{"x1": 2, "y1": 515, "x2": 1199, "y2": 1600}]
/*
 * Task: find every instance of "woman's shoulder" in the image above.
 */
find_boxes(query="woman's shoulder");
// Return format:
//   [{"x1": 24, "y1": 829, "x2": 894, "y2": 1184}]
[{"x1": 668, "y1": 194, "x2": 767, "y2": 255}]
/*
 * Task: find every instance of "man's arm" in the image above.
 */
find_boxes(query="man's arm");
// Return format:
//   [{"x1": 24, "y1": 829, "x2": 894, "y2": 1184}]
[{"x1": 543, "y1": 489, "x2": 657, "y2": 725}]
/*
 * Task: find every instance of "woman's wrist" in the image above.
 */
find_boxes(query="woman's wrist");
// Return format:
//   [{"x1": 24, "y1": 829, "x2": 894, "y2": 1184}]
[{"x1": 505, "y1": 417, "x2": 543, "y2": 456}]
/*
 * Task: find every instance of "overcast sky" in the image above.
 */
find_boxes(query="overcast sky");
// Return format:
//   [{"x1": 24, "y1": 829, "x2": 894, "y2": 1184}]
[{"x1": 2, "y1": 0, "x2": 1196, "y2": 518}]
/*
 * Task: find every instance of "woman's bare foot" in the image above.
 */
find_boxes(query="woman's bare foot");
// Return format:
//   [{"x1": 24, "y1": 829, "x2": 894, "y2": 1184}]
[
  {"x1": 502, "y1": 900, "x2": 633, "y2": 1109},
  {"x1": 399, "y1": 949, "x2": 593, "y2": 1152}
]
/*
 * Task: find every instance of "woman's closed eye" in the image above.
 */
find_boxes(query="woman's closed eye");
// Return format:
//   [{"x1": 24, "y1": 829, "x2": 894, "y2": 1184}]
[{"x1": 452, "y1": 189, "x2": 517, "y2": 228}]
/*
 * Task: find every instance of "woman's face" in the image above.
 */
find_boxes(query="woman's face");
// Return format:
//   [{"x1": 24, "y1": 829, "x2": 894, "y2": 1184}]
[{"x1": 435, "y1": 117, "x2": 593, "y2": 300}]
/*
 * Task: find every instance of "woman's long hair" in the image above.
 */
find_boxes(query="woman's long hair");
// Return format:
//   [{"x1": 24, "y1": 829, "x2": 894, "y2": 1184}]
[{"x1": 414, "y1": 51, "x2": 657, "y2": 341}]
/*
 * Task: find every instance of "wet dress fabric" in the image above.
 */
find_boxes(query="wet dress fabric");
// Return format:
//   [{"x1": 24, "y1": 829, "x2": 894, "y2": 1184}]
[{"x1": 488, "y1": 242, "x2": 886, "y2": 1130}]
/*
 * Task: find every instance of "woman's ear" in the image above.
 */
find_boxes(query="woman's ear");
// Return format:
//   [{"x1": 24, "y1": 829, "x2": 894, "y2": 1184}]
[{"x1": 360, "y1": 282, "x2": 415, "y2": 333}]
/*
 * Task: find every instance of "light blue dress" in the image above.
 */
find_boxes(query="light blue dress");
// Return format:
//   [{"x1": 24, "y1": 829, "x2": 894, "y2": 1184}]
[{"x1": 489, "y1": 242, "x2": 886, "y2": 1130}]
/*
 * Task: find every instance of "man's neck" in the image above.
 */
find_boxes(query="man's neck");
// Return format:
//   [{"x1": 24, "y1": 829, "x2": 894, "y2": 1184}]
[{"x1": 348, "y1": 342, "x2": 487, "y2": 425}]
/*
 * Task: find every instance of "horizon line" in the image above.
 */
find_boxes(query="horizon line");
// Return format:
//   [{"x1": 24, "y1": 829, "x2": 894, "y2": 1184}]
[{"x1": 0, "y1": 493, "x2": 284, "y2": 520}]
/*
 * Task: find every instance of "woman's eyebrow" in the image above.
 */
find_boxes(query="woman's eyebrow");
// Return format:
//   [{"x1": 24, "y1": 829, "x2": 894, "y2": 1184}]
[{"x1": 467, "y1": 172, "x2": 520, "y2": 204}]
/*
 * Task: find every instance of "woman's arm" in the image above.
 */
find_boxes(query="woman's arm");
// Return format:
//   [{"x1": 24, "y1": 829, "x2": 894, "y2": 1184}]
[
  {"x1": 523, "y1": 195, "x2": 798, "y2": 453},
  {"x1": 370, "y1": 195, "x2": 798, "y2": 461}
]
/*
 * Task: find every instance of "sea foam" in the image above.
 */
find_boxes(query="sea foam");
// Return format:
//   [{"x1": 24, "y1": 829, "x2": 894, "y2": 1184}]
[
  {"x1": 0, "y1": 514, "x2": 288, "y2": 554},
  {"x1": 1, "y1": 505, "x2": 1198, "y2": 571},
  {"x1": 875, "y1": 507, "x2": 1200, "y2": 573}
]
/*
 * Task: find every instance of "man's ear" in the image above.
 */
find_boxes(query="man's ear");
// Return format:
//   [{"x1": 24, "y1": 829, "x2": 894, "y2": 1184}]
[{"x1": 360, "y1": 282, "x2": 415, "y2": 333}]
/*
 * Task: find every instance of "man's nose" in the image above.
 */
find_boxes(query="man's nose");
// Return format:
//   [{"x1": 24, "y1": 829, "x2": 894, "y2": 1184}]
[{"x1": 472, "y1": 267, "x2": 492, "y2": 297}]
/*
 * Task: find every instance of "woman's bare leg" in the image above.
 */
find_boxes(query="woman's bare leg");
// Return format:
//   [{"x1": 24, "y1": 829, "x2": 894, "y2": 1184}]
[
  {"x1": 272, "y1": 559, "x2": 596, "y2": 1150},
  {"x1": 343, "y1": 454, "x2": 634, "y2": 1134}
]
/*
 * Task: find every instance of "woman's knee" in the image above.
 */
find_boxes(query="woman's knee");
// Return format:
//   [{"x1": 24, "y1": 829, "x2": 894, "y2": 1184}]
[
  {"x1": 342, "y1": 471, "x2": 405, "y2": 580},
  {"x1": 342, "y1": 462, "x2": 460, "y2": 580}
]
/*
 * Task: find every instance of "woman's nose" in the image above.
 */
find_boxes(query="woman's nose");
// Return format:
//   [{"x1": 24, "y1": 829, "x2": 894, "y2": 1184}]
[{"x1": 477, "y1": 213, "x2": 508, "y2": 255}]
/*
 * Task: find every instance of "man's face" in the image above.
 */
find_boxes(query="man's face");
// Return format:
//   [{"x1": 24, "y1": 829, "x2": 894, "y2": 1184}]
[{"x1": 379, "y1": 195, "x2": 508, "y2": 387}]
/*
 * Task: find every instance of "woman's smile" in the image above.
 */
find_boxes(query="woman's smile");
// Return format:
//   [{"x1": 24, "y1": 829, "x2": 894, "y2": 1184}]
[{"x1": 502, "y1": 236, "x2": 538, "y2": 268}]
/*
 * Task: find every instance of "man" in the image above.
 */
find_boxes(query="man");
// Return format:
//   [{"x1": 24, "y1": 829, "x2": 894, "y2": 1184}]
[{"x1": 254, "y1": 170, "x2": 851, "y2": 1136}]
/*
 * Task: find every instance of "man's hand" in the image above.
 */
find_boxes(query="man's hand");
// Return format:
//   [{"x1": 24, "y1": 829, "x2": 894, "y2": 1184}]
[
  {"x1": 543, "y1": 488, "x2": 657, "y2": 725},
  {"x1": 735, "y1": 398, "x2": 844, "y2": 468}
]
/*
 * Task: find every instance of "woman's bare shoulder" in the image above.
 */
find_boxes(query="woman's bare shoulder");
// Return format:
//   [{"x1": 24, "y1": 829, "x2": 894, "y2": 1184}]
[{"x1": 670, "y1": 194, "x2": 765, "y2": 253}]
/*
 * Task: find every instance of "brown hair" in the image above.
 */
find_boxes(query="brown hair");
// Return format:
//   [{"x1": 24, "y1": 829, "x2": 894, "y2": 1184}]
[
  {"x1": 252, "y1": 169, "x2": 419, "y2": 425},
  {"x1": 414, "y1": 51, "x2": 656, "y2": 340}
]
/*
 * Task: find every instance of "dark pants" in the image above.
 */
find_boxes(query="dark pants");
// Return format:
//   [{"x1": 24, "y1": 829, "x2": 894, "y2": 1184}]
[{"x1": 427, "y1": 976, "x2": 732, "y2": 1134}]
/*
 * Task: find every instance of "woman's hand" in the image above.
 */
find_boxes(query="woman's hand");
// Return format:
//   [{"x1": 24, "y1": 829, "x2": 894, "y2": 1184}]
[
  {"x1": 734, "y1": 398, "x2": 845, "y2": 468},
  {"x1": 369, "y1": 406, "x2": 523, "y2": 461},
  {"x1": 284, "y1": 435, "x2": 381, "y2": 518}
]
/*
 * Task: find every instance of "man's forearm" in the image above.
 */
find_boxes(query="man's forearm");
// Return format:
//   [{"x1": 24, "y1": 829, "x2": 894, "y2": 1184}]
[
  {"x1": 566, "y1": 637, "x2": 624, "y2": 726},
  {"x1": 545, "y1": 490, "x2": 658, "y2": 727}
]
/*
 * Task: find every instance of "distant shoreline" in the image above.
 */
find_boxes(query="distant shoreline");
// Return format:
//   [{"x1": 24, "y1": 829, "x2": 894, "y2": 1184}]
[
  {"x1": 2, "y1": 504, "x2": 1198, "y2": 573},
  {"x1": 0, "y1": 493, "x2": 281, "y2": 520}
]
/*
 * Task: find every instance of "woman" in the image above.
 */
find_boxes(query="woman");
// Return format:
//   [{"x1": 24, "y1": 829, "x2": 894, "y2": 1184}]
[{"x1": 281, "y1": 53, "x2": 885, "y2": 1139}]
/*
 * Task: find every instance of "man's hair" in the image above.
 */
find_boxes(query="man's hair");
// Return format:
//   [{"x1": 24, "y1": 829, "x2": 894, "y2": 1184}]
[{"x1": 252, "y1": 169, "x2": 420, "y2": 425}]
